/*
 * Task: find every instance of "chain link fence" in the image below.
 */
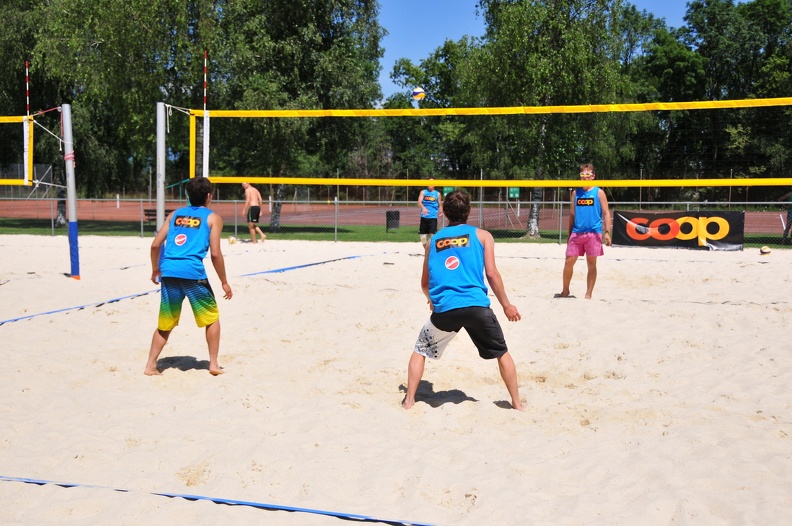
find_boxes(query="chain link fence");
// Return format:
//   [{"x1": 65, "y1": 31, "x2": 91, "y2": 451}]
[{"x1": 0, "y1": 196, "x2": 788, "y2": 247}]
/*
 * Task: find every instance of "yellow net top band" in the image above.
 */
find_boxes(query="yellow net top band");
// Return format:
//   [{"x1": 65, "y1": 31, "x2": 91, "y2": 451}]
[
  {"x1": 206, "y1": 176, "x2": 792, "y2": 188},
  {"x1": 191, "y1": 97, "x2": 792, "y2": 118}
]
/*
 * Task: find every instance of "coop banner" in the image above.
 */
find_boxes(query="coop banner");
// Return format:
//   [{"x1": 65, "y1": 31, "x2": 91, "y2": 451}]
[{"x1": 612, "y1": 210, "x2": 744, "y2": 251}]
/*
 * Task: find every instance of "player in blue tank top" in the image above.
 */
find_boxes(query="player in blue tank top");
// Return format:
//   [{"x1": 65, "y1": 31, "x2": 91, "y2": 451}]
[
  {"x1": 571, "y1": 186, "x2": 603, "y2": 234},
  {"x1": 427, "y1": 222, "x2": 488, "y2": 313},
  {"x1": 160, "y1": 205, "x2": 214, "y2": 280},
  {"x1": 145, "y1": 177, "x2": 233, "y2": 376},
  {"x1": 403, "y1": 190, "x2": 524, "y2": 411},
  {"x1": 558, "y1": 163, "x2": 611, "y2": 299},
  {"x1": 418, "y1": 180, "x2": 443, "y2": 247}
]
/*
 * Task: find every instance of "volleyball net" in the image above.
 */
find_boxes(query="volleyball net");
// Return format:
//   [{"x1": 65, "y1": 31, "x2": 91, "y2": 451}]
[{"x1": 182, "y1": 96, "x2": 792, "y2": 199}]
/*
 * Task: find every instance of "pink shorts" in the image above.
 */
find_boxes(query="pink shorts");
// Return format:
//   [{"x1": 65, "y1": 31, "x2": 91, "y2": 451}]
[{"x1": 566, "y1": 232, "x2": 604, "y2": 257}]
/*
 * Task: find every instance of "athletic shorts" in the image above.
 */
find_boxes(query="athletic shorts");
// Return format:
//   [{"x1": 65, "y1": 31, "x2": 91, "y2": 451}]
[
  {"x1": 247, "y1": 206, "x2": 261, "y2": 223},
  {"x1": 566, "y1": 232, "x2": 604, "y2": 257},
  {"x1": 419, "y1": 217, "x2": 438, "y2": 235},
  {"x1": 158, "y1": 277, "x2": 219, "y2": 331},
  {"x1": 414, "y1": 306, "x2": 508, "y2": 360}
]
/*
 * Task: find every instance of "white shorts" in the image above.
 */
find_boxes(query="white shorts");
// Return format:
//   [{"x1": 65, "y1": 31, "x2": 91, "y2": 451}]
[{"x1": 414, "y1": 320, "x2": 458, "y2": 360}]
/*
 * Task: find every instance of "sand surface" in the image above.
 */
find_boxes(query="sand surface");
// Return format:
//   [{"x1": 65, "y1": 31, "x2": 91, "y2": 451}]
[{"x1": 0, "y1": 234, "x2": 790, "y2": 525}]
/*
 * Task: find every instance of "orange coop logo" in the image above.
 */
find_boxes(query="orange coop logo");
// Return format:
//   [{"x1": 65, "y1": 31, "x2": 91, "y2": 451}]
[
  {"x1": 175, "y1": 216, "x2": 202, "y2": 228},
  {"x1": 435, "y1": 235, "x2": 470, "y2": 252},
  {"x1": 625, "y1": 216, "x2": 730, "y2": 246}
]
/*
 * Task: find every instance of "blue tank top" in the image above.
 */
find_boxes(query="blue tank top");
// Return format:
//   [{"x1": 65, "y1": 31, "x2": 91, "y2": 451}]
[
  {"x1": 160, "y1": 205, "x2": 213, "y2": 280},
  {"x1": 421, "y1": 190, "x2": 440, "y2": 219},
  {"x1": 428, "y1": 223, "x2": 489, "y2": 313},
  {"x1": 572, "y1": 187, "x2": 603, "y2": 234}
]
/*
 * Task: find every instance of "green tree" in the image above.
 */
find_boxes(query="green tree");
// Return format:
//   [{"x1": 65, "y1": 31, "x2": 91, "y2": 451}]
[
  {"x1": 0, "y1": 1, "x2": 65, "y2": 170},
  {"x1": 215, "y1": 0, "x2": 384, "y2": 228},
  {"x1": 737, "y1": 0, "x2": 792, "y2": 190},
  {"x1": 680, "y1": 0, "x2": 788, "y2": 198},
  {"x1": 638, "y1": 27, "x2": 706, "y2": 194},
  {"x1": 386, "y1": 37, "x2": 478, "y2": 201},
  {"x1": 469, "y1": 0, "x2": 626, "y2": 236},
  {"x1": 32, "y1": 0, "x2": 223, "y2": 197}
]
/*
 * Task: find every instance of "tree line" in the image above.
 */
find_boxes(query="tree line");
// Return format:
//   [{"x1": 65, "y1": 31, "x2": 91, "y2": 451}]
[{"x1": 1, "y1": 0, "x2": 790, "y2": 206}]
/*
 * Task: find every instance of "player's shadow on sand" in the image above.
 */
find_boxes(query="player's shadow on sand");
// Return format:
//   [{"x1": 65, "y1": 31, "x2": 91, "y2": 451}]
[
  {"x1": 399, "y1": 380, "x2": 478, "y2": 408},
  {"x1": 156, "y1": 356, "x2": 210, "y2": 373}
]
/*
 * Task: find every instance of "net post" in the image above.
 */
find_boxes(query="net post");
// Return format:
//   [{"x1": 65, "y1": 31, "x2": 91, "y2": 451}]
[
  {"x1": 22, "y1": 116, "x2": 33, "y2": 186},
  {"x1": 61, "y1": 103, "x2": 80, "y2": 280},
  {"x1": 24, "y1": 61, "x2": 32, "y2": 186},
  {"x1": 189, "y1": 113, "x2": 196, "y2": 179},
  {"x1": 202, "y1": 112, "x2": 210, "y2": 178},
  {"x1": 202, "y1": 51, "x2": 210, "y2": 178},
  {"x1": 156, "y1": 102, "x2": 166, "y2": 230}
]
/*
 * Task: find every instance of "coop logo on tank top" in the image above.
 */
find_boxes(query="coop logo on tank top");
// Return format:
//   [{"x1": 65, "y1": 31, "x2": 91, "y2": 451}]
[
  {"x1": 175, "y1": 216, "x2": 202, "y2": 228},
  {"x1": 435, "y1": 234, "x2": 469, "y2": 252},
  {"x1": 445, "y1": 255, "x2": 460, "y2": 270}
]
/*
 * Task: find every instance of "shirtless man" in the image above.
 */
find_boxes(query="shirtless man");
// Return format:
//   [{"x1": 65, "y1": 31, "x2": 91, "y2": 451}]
[{"x1": 242, "y1": 182, "x2": 267, "y2": 243}]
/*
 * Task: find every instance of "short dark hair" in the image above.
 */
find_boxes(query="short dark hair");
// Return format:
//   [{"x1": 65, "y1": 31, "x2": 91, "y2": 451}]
[
  {"x1": 443, "y1": 190, "x2": 470, "y2": 223},
  {"x1": 186, "y1": 177, "x2": 213, "y2": 206}
]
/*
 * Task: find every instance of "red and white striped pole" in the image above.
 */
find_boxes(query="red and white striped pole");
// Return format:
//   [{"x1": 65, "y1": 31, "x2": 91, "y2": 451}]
[
  {"x1": 25, "y1": 61, "x2": 30, "y2": 116},
  {"x1": 203, "y1": 50, "x2": 207, "y2": 112}
]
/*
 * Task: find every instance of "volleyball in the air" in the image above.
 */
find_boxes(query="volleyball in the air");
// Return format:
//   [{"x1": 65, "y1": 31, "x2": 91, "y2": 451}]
[
  {"x1": 229, "y1": 236, "x2": 237, "y2": 245},
  {"x1": 759, "y1": 245, "x2": 771, "y2": 255},
  {"x1": 411, "y1": 87, "x2": 426, "y2": 100}
]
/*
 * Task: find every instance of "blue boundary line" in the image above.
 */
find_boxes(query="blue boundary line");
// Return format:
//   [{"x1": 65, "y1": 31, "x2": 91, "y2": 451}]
[
  {"x1": 240, "y1": 255, "x2": 363, "y2": 276},
  {"x1": 0, "y1": 289, "x2": 160, "y2": 326},
  {"x1": 0, "y1": 254, "x2": 382, "y2": 326},
  {"x1": 0, "y1": 475, "x2": 435, "y2": 525}
]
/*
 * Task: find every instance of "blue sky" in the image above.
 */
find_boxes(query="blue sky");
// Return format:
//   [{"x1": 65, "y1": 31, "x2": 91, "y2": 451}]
[{"x1": 378, "y1": 0, "x2": 690, "y2": 99}]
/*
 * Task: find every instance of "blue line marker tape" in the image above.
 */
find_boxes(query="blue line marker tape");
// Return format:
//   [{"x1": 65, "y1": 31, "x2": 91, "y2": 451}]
[
  {"x1": 240, "y1": 255, "x2": 362, "y2": 277},
  {"x1": 0, "y1": 475, "x2": 435, "y2": 525},
  {"x1": 0, "y1": 289, "x2": 160, "y2": 326},
  {"x1": 0, "y1": 253, "x2": 388, "y2": 326}
]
